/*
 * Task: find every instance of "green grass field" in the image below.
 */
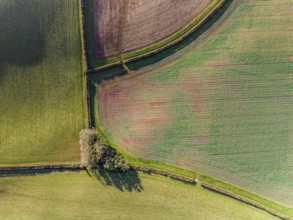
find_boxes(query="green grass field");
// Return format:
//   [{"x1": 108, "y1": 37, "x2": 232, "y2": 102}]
[
  {"x1": 0, "y1": 171, "x2": 280, "y2": 220},
  {"x1": 0, "y1": 0, "x2": 292, "y2": 218},
  {"x1": 0, "y1": 0, "x2": 86, "y2": 165},
  {"x1": 98, "y1": 0, "x2": 293, "y2": 205}
]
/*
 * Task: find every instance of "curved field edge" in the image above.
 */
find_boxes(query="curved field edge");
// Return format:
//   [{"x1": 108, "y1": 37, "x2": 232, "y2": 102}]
[
  {"x1": 89, "y1": 31, "x2": 293, "y2": 220},
  {"x1": 96, "y1": 0, "x2": 293, "y2": 207},
  {"x1": 83, "y1": 81, "x2": 293, "y2": 219},
  {"x1": 84, "y1": 0, "x2": 225, "y2": 70},
  {"x1": 0, "y1": 171, "x2": 281, "y2": 220},
  {"x1": 90, "y1": 13, "x2": 292, "y2": 216},
  {"x1": 83, "y1": 0, "x2": 293, "y2": 217}
]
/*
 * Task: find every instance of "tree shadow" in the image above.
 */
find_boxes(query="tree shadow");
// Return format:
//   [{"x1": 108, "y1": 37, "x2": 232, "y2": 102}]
[
  {"x1": 0, "y1": 168, "x2": 144, "y2": 192},
  {"x1": 0, "y1": 0, "x2": 45, "y2": 83},
  {"x1": 88, "y1": 169, "x2": 144, "y2": 192}
]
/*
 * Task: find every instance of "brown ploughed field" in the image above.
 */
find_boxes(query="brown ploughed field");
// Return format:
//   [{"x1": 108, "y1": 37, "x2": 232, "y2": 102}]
[{"x1": 92, "y1": 0, "x2": 213, "y2": 59}]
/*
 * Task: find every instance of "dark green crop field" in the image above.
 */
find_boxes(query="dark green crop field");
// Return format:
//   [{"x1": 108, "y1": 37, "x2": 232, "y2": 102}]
[
  {"x1": 0, "y1": 0, "x2": 86, "y2": 165},
  {"x1": 98, "y1": 0, "x2": 293, "y2": 206}
]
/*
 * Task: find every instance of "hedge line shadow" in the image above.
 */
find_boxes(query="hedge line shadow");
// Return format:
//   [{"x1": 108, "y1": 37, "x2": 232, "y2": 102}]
[
  {"x1": 88, "y1": 169, "x2": 144, "y2": 192},
  {"x1": 88, "y1": 0, "x2": 233, "y2": 80},
  {"x1": 0, "y1": 169, "x2": 79, "y2": 177}
]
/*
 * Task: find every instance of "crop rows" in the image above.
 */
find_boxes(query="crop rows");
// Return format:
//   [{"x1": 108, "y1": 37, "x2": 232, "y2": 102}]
[
  {"x1": 91, "y1": 0, "x2": 213, "y2": 59},
  {"x1": 0, "y1": 0, "x2": 86, "y2": 165},
  {"x1": 98, "y1": 0, "x2": 293, "y2": 206}
]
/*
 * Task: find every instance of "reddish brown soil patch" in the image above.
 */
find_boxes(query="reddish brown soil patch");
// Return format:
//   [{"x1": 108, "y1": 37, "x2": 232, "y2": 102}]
[
  {"x1": 150, "y1": 101, "x2": 168, "y2": 106},
  {"x1": 92, "y1": 0, "x2": 214, "y2": 59},
  {"x1": 122, "y1": 0, "x2": 214, "y2": 53},
  {"x1": 92, "y1": 0, "x2": 123, "y2": 58},
  {"x1": 181, "y1": 74, "x2": 205, "y2": 115},
  {"x1": 192, "y1": 135, "x2": 209, "y2": 145},
  {"x1": 98, "y1": 78, "x2": 172, "y2": 156}
]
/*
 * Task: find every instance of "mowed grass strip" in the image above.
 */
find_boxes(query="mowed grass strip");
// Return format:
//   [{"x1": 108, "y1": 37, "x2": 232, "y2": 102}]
[
  {"x1": 0, "y1": 0, "x2": 86, "y2": 165},
  {"x1": 98, "y1": 0, "x2": 293, "y2": 206},
  {"x1": 0, "y1": 171, "x2": 280, "y2": 220}
]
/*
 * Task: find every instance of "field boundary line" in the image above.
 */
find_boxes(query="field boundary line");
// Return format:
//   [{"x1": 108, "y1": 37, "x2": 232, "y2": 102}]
[
  {"x1": 93, "y1": 85, "x2": 293, "y2": 219},
  {"x1": 88, "y1": 0, "x2": 226, "y2": 72},
  {"x1": 0, "y1": 163, "x2": 291, "y2": 219},
  {"x1": 134, "y1": 165, "x2": 292, "y2": 220},
  {"x1": 0, "y1": 164, "x2": 83, "y2": 171},
  {"x1": 201, "y1": 182, "x2": 292, "y2": 220},
  {"x1": 133, "y1": 166, "x2": 195, "y2": 184},
  {"x1": 77, "y1": 0, "x2": 292, "y2": 218},
  {"x1": 122, "y1": 0, "x2": 225, "y2": 62},
  {"x1": 82, "y1": 0, "x2": 93, "y2": 128},
  {"x1": 86, "y1": 75, "x2": 92, "y2": 128},
  {"x1": 79, "y1": 0, "x2": 89, "y2": 71}
]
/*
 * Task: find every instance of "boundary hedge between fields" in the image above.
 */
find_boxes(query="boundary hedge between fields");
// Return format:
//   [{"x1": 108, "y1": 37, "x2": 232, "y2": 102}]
[
  {"x1": 201, "y1": 182, "x2": 292, "y2": 220},
  {"x1": 89, "y1": 0, "x2": 225, "y2": 72},
  {"x1": 133, "y1": 166, "x2": 195, "y2": 184},
  {"x1": 1, "y1": 1, "x2": 291, "y2": 219},
  {"x1": 80, "y1": 0, "x2": 89, "y2": 70},
  {"x1": 0, "y1": 164, "x2": 291, "y2": 220},
  {"x1": 81, "y1": 0, "x2": 290, "y2": 218},
  {"x1": 0, "y1": 164, "x2": 82, "y2": 171},
  {"x1": 122, "y1": 0, "x2": 225, "y2": 62},
  {"x1": 83, "y1": 0, "x2": 227, "y2": 128},
  {"x1": 132, "y1": 166, "x2": 292, "y2": 220},
  {"x1": 86, "y1": 75, "x2": 92, "y2": 128}
]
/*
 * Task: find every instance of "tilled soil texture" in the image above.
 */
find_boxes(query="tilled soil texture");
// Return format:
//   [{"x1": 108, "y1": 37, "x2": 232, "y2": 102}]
[{"x1": 92, "y1": 0, "x2": 213, "y2": 59}]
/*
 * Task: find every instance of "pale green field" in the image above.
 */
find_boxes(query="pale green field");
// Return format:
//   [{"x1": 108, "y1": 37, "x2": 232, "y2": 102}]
[
  {"x1": 0, "y1": 0, "x2": 86, "y2": 165},
  {"x1": 99, "y1": 0, "x2": 293, "y2": 205},
  {"x1": 0, "y1": 171, "x2": 279, "y2": 220}
]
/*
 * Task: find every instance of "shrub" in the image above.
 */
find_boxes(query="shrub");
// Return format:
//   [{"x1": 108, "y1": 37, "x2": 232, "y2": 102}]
[{"x1": 85, "y1": 130, "x2": 130, "y2": 172}]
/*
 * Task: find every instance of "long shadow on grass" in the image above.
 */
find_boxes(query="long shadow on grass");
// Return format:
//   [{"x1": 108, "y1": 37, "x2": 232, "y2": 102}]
[
  {"x1": 0, "y1": 169, "x2": 79, "y2": 177},
  {"x1": 0, "y1": 169, "x2": 143, "y2": 192},
  {"x1": 0, "y1": 0, "x2": 45, "y2": 83},
  {"x1": 88, "y1": 169, "x2": 144, "y2": 192}
]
